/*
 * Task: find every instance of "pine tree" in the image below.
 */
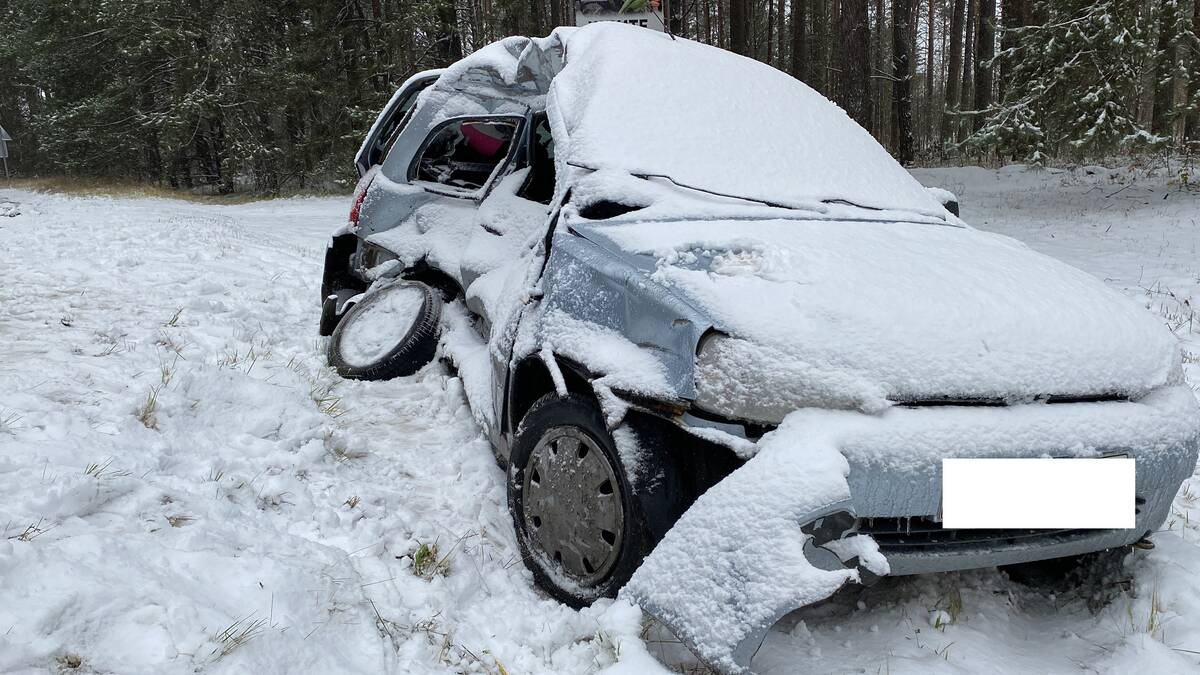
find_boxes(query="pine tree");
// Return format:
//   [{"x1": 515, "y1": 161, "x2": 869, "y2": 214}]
[{"x1": 966, "y1": 0, "x2": 1164, "y2": 161}]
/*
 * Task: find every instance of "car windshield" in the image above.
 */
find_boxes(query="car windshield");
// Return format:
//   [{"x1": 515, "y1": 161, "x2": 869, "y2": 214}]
[{"x1": 550, "y1": 24, "x2": 944, "y2": 219}]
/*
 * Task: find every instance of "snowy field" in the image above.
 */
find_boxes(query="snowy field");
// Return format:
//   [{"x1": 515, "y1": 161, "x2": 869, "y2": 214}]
[{"x1": 1, "y1": 164, "x2": 1198, "y2": 674}]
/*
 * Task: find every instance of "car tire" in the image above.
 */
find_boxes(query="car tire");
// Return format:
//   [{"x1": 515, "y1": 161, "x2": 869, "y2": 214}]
[
  {"x1": 507, "y1": 393, "x2": 687, "y2": 608},
  {"x1": 327, "y1": 280, "x2": 441, "y2": 381}
]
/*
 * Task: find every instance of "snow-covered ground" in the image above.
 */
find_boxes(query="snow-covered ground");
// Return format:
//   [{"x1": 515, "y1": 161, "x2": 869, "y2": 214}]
[{"x1": 1, "y1": 165, "x2": 1198, "y2": 674}]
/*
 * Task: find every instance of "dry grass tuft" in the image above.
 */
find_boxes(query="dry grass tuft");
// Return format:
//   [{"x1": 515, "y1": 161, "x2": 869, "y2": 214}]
[
  {"x1": 135, "y1": 387, "x2": 161, "y2": 429},
  {"x1": 7, "y1": 176, "x2": 292, "y2": 204},
  {"x1": 322, "y1": 429, "x2": 364, "y2": 462},
  {"x1": 411, "y1": 541, "x2": 452, "y2": 579},
  {"x1": 154, "y1": 331, "x2": 188, "y2": 357},
  {"x1": 9, "y1": 518, "x2": 54, "y2": 542},
  {"x1": 310, "y1": 381, "x2": 347, "y2": 418},
  {"x1": 932, "y1": 587, "x2": 965, "y2": 630},
  {"x1": 167, "y1": 515, "x2": 194, "y2": 528},
  {"x1": 0, "y1": 408, "x2": 21, "y2": 434},
  {"x1": 159, "y1": 354, "x2": 180, "y2": 386},
  {"x1": 83, "y1": 458, "x2": 129, "y2": 480},
  {"x1": 210, "y1": 614, "x2": 270, "y2": 659}
]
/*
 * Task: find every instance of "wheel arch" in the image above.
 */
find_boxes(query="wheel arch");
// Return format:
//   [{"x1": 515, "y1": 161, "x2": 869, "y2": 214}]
[
  {"x1": 507, "y1": 353, "x2": 594, "y2": 436},
  {"x1": 505, "y1": 352, "x2": 745, "y2": 502},
  {"x1": 321, "y1": 232, "x2": 366, "y2": 303},
  {"x1": 401, "y1": 259, "x2": 464, "y2": 302}
]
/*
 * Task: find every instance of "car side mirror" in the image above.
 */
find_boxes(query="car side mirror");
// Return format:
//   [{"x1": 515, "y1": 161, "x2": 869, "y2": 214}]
[{"x1": 926, "y1": 187, "x2": 960, "y2": 217}]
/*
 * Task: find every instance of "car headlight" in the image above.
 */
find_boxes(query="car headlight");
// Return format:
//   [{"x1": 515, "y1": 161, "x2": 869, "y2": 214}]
[
  {"x1": 694, "y1": 333, "x2": 795, "y2": 425},
  {"x1": 694, "y1": 333, "x2": 882, "y2": 424}
]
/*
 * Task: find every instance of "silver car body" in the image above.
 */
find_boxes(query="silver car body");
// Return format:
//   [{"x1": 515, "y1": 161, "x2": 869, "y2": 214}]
[{"x1": 337, "y1": 24, "x2": 1199, "y2": 581}]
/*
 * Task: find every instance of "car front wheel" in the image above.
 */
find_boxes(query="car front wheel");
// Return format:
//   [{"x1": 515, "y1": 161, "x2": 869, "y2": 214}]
[{"x1": 507, "y1": 393, "x2": 685, "y2": 607}]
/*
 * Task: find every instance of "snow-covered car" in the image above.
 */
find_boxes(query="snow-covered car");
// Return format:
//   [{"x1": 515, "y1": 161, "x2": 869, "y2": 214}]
[{"x1": 319, "y1": 23, "x2": 1199, "y2": 672}]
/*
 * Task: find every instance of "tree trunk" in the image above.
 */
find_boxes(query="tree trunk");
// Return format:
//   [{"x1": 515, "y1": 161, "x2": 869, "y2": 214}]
[
  {"x1": 1167, "y1": 0, "x2": 1192, "y2": 144},
  {"x1": 1189, "y1": 0, "x2": 1200, "y2": 140},
  {"x1": 874, "y1": 0, "x2": 888, "y2": 140},
  {"x1": 791, "y1": 0, "x2": 808, "y2": 81},
  {"x1": 767, "y1": 0, "x2": 776, "y2": 63},
  {"x1": 776, "y1": 0, "x2": 787, "y2": 66},
  {"x1": 703, "y1": 0, "x2": 713, "y2": 44},
  {"x1": 1152, "y1": 1, "x2": 1175, "y2": 136},
  {"x1": 435, "y1": 1, "x2": 463, "y2": 65},
  {"x1": 837, "y1": 0, "x2": 872, "y2": 128},
  {"x1": 926, "y1": 0, "x2": 935, "y2": 150},
  {"x1": 999, "y1": 0, "x2": 1023, "y2": 102},
  {"x1": 730, "y1": 0, "x2": 749, "y2": 55},
  {"x1": 959, "y1": 0, "x2": 976, "y2": 139},
  {"x1": 717, "y1": 0, "x2": 726, "y2": 49},
  {"x1": 892, "y1": 0, "x2": 915, "y2": 163},
  {"x1": 810, "y1": 0, "x2": 826, "y2": 91},
  {"x1": 1135, "y1": 2, "x2": 1158, "y2": 129},
  {"x1": 973, "y1": 0, "x2": 995, "y2": 132},
  {"x1": 941, "y1": 0, "x2": 965, "y2": 147},
  {"x1": 669, "y1": 0, "x2": 683, "y2": 35}
]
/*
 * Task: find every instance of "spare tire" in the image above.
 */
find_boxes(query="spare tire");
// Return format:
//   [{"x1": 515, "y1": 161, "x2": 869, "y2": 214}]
[{"x1": 328, "y1": 280, "x2": 441, "y2": 380}]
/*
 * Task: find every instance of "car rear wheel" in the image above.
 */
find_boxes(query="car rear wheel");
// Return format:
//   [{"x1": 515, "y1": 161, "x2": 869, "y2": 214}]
[
  {"x1": 508, "y1": 393, "x2": 686, "y2": 608},
  {"x1": 327, "y1": 280, "x2": 441, "y2": 380}
]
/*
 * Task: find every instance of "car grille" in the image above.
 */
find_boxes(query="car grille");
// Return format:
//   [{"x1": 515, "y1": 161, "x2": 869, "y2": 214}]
[
  {"x1": 857, "y1": 516, "x2": 1100, "y2": 549},
  {"x1": 892, "y1": 393, "x2": 1129, "y2": 407}
]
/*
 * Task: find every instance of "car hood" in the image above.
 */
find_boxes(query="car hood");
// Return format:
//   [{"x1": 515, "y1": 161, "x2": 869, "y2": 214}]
[{"x1": 573, "y1": 217, "x2": 1181, "y2": 412}]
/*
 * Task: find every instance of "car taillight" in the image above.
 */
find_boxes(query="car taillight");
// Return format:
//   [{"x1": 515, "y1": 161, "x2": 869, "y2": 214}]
[{"x1": 348, "y1": 186, "x2": 368, "y2": 227}]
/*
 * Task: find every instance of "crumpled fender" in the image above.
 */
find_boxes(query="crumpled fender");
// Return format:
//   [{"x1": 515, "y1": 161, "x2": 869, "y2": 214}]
[{"x1": 620, "y1": 416, "x2": 888, "y2": 674}]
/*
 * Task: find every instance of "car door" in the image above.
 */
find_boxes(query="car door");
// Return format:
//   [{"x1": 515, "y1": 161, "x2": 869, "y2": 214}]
[
  {"x1": 354, "y1": 69, "x2": 443, "y2": 178},
  {"x1": 359, "y1": 113, "x2": 527, "y2": 277},
  {"x1": 465, "y1": 112, "x2": 558, "y2": 450}
]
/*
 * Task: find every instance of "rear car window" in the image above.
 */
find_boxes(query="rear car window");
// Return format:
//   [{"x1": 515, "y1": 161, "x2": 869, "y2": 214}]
[{"x1": 410, "y1": 119, "x2": 519, "y2": 192}]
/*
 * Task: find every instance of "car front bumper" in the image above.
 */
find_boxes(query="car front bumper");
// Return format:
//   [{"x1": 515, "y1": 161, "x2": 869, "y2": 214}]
[
  {"x1": 837, "y1": 387, "x2": 1199, "y2": 575},
  {"x1": 680, "y1": 385, "x2": 1199, "y2": 576}
]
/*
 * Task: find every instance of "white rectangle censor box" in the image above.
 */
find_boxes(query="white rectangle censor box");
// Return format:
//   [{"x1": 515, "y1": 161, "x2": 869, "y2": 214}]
[{"x1": 941, "y1": 458, "x2": 1135, "y2": 529}]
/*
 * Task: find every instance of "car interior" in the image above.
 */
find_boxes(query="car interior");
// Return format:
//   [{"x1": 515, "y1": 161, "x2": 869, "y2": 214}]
[{"x1": 411, "y1": 119, "x2": 519, "y2": 191}]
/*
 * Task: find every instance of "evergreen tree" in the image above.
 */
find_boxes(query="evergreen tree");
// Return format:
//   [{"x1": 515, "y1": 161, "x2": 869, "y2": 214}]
[
  {"x1": 4, "y1": 0, "x2": 1200, "y2": 188},
  {"x1": 967, "y1": 0, "x2": 1164, "y2": 161}
]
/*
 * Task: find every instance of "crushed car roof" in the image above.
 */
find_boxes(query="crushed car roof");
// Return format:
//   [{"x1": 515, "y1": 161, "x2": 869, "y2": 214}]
[{"x1": 422, "y1": 23, "x2": 944, "y2": 217}]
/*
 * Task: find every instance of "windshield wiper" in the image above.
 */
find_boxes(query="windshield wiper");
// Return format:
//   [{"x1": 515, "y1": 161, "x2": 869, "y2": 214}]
[
  {"x1": 821, "y1": 198, "x2": 881, "y2": 210},
  {"x1": 822, "y1": 197, "x2": 951, "y2": 223},
  {"x1": 565, "y1": 161, "x2": 828, "y2": 215}
]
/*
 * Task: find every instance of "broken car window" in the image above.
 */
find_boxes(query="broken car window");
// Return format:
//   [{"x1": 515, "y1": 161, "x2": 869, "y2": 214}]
[
  {"x1": 411, "y1": 119, "x2": 519, "y2": 193},
  {"x1": 373, "y1": 80, "x2": 436, "y2": 164},
  {"x1": 519, "y1": 113, "x2": 556, "y2": 204}
]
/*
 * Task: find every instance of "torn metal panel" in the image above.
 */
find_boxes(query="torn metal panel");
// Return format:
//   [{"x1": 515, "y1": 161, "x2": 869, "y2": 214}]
[
  {"x1": 621, "y1": 416, "x2": 888, "y2": 674},
  {"x1": 539, "y1": 229, "x2": 712, "y2": 400}
]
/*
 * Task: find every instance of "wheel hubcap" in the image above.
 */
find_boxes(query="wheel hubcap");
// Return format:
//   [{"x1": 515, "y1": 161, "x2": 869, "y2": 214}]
[{"x1": 522, "y1": 426, "x2": 624, "y2": 586}]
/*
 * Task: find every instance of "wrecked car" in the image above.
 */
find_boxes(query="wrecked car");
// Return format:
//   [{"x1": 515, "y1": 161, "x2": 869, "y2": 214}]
[{"x1": 319, "y1": 23, "x2": 1200, "y2": 673}]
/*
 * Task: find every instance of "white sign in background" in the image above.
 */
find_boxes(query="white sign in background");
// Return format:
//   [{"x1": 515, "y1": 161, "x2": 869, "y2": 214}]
[
  {"x1": 942, "y1": 457, "x2": 1136, "y2": 529},
  {"x1": 575, "y1": 0, "x2": 666, "y2": 33}
]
